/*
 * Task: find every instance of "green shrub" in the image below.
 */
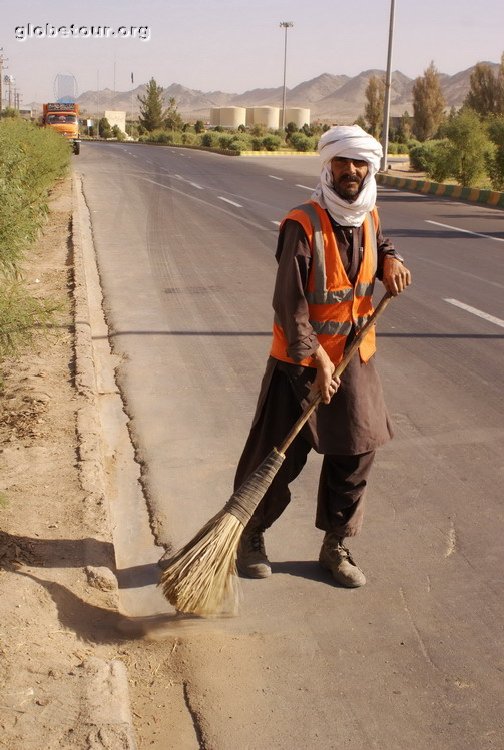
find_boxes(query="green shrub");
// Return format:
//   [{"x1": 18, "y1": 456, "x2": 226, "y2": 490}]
[
  {"x1": 251, "y1": 137, "x2": 263, "y2": 151},
  {"x1": 201, "y1": 132, "x2": 221, "y2": 147},
  {"x1": 227, "y1": 136, "x2": 251, "y2": 152},
  {"x1": 112, "y1": 125, "x2": 126, "y2": 141},
  {"x1": 443, "y1": 109, "x2": 491, "y2": 186},
  {"x1": 218, "y1": 134, "x2": 235, "y2": 149},
  {"x1": 289, "y1": 132, "x2": 316, "y2": 152},
  {"x1": 181, "y1": 132, "x2": 197, "y2": 145},
  {"x1": 387, "y1": 142, "x2": 409, "y2": 155},
  {"x1": 126, "y1": 122, "x2": 140, "y2": 139},
  {"x1": 99, "y1": 117, "x2": 112, "y2": 139},
  {"x1": 408, "y1": 140, "x2": 443, "y2": 171},
  {"x1": 262, "y1": 135, "x2": 282, "y2": 151},
  {"x1": 424, "y1": 140, "x2": 455, "y2": 182},
  {"x1": 486, "y1": 116, "x2": 504, "y2": 190}
]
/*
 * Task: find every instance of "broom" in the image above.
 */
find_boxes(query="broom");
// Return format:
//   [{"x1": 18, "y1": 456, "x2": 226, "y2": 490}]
[{"x1": 160, "y1": 291, "x2": 393, "y2": 616}]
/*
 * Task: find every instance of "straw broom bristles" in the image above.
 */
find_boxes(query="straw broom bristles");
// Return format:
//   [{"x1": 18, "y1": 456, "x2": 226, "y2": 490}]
[
  {"x1": 160, "y1": 448, "x2": 286, "y2": 616},
  {"x1": 160, "y1": 512, "x2": 244, "y2": 616}
]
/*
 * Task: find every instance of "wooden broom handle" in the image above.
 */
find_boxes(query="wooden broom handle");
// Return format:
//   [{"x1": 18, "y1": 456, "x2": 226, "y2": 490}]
[{"x1": 277, "y1": 292, "x2": 393, "y2": 455}]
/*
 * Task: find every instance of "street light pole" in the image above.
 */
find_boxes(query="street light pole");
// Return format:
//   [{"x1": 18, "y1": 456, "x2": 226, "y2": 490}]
[
  {"x1": 0, "y1": 49, "x2": 4, "y2": 112},
  {"x1": 280, "y1": 21, "x2": 293, "y2": 131},
  {"x1": 381, "y1": 0, "x2": 395, "y2": 172}
]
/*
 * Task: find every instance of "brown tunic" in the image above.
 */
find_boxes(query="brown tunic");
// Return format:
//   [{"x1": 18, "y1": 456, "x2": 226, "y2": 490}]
[{"x1": 252, "y1": 212, "x2": 396, "y2": 456}]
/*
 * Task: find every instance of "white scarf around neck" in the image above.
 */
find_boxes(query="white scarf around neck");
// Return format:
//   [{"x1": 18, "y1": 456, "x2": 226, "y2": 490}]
[{"x1": 311, "y1": 125, "x2": 383, "y2": 227}]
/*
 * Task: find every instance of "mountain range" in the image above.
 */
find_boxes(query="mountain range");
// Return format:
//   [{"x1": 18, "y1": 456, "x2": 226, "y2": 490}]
[{"x1": 32, "y1": 63, "x2": 499, "y2": 122}]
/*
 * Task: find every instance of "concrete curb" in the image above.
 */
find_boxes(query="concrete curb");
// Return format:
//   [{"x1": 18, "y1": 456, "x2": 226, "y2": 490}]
[
  {"x1": 377, "y1": 172, "x2": 504, "y2": 208},
  {"x1": 71, "y1": 174, "x2": 138, "y2": 750},
  {"x1": 81, "y1": 658, "x2": 138, "y2": 749}
]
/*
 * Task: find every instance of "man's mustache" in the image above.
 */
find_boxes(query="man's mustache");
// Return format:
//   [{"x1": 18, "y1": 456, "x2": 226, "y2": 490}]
[{"x1": 339, "y1": 173, "x2": 360, "y2": 182}]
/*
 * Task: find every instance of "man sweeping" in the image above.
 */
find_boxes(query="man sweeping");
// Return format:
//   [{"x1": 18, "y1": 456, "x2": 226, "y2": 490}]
[{"x1": 234, "y1": 124, "x2": 411, "y2": 588}]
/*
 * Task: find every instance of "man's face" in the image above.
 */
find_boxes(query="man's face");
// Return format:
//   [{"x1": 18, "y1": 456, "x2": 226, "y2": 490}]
[{"x1": 330, "y1": 156, "x2": 369, "y2": 201}]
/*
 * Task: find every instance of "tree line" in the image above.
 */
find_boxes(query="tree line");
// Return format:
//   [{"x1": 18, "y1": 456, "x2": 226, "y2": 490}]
[{"x1": 361, "y1": 55, "x2": 504, "y2": 188}]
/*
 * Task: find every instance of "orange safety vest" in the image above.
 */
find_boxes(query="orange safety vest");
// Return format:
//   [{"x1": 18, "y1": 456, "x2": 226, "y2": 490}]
[{"x1": 270, "y1": 200, "x2": 379, "y2": 367}]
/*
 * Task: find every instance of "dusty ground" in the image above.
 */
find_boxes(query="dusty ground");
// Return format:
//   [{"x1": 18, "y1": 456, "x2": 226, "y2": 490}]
[{"x1": 0, "y1": 178, "x2": 199, "y2": 749}]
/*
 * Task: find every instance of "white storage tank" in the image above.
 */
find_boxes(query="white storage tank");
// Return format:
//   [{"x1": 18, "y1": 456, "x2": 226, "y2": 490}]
[
  {"x1": 285, "y1": 107, "x2": 311, "y2": 128},
  {"x1": 253, "y1": 106, "x2": 280, "y2": 129},
  {"x1": 245, "y1": 107, "x2": 255, "y2": 126},
  {"x1": 219, "y1": 106, "x2": 246, "y2": 129},
  {"x1": 209, "y1": 107, "x2": 220, "y2": 127}
]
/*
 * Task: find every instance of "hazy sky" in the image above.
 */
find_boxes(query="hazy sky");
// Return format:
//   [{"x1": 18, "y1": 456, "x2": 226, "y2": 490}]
[{"x1": 2, "y1": 0, "x2": 504, "y2": 105}]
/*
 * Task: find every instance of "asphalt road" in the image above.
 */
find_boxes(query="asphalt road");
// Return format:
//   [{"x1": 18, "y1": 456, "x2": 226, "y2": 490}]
[{"x1": 76, "y1": 142, "x2": 504, "y2": 750}]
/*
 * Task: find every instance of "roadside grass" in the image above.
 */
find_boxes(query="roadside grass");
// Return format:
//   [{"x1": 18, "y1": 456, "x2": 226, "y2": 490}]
[{"x1": 0, "y1": 118, "x2": 69, "y2": 368}]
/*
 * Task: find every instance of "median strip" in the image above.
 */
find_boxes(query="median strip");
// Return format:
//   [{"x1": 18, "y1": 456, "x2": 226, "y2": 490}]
[{"x1": 378, "y1": 173, "x2": 504, "y2": 209}]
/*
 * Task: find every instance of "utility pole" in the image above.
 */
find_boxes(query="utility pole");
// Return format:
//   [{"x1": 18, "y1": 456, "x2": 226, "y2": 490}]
[
  {"x1": 381, "y1": 0, "x2": 396, "y2": 172},
  {"x1": 0, "y1": 50, "x2": 7, "y2": 112},
  {"x1": 130, "y1": 72, "x2": 134, "y2": 127},
  {"x1": 279, "y1": 21, "x2": 294, "y2": 131},
  {"x1": 7, "y1": 75, "x2": 14, "y2": 108}
]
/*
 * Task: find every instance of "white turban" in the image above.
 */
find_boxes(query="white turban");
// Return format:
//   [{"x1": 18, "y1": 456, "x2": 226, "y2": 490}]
[{"x1": 311, "y1": 125, "x2": 383, "y2": 227}]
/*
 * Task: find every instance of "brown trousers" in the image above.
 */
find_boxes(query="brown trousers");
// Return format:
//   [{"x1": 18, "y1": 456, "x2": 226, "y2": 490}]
[{"x1": 233, "y1": 366, "x2": 376, "y2": 538}]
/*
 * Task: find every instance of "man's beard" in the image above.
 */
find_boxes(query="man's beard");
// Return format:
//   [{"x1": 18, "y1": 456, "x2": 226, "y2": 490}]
[{"x1": 333, "y1": 176, "x2": 363, "y2": 200}]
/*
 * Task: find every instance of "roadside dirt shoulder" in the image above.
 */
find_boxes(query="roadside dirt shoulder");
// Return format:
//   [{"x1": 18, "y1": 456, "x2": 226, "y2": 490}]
[{"x1": 0, "y1": 177, "x2": 198, "y2": 749}]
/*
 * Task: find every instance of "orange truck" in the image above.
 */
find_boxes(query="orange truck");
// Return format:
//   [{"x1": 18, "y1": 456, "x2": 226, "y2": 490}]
[{"x1": 42, "y1": 102, "x2": 81, "y2": 154}]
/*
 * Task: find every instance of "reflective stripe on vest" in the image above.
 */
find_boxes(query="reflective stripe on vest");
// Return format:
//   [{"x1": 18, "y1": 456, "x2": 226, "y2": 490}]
[
  {"x1": 271, "y1": 201, "x2": 378, "y2": 366},
  {"x1": 304, "y1": 208, "x2": 377, "y2": 306}
]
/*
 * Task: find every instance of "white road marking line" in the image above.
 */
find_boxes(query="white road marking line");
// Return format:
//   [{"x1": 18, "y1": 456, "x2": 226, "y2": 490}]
[
  {"x1": 269, "y1": 175, "x2": 283, "y2": 180},
  {"x1": 444, "y1": 298, "x2": 504, "y2": 328},
  {"x1": 296, "y1": 184, "x2": 314, "y2": 191},
  {"x1": 426, "y1": 220, "x2": 504, "y2": 243},
  {"x1": 271, "y1": 220, "x2": 281, "y2": 226},
  {"x1": 218, "y1": 196, "x2": 243, "y2": 208},
  {"x1": 138, "y1": 177, "x2": 267, "y2": 230},
  {"x1": 189, "y1": 182, "x2": 203, "y2": 190}
]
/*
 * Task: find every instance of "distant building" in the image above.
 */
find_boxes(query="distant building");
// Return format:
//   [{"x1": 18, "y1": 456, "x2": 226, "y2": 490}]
[{"x1": 104, "y1": 110, "x2": 126, "y2": 134}]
